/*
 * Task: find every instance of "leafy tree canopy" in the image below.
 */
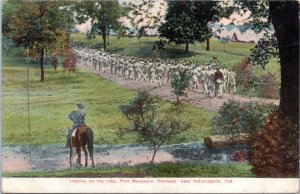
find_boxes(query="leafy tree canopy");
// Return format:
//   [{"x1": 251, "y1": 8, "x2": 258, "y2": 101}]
[
  {"x1": 159, "y1": 1, "x2": 221, "y2": 53},
  {"x1": 73, "y1": 1, "x2": 122, "y2": 51}
]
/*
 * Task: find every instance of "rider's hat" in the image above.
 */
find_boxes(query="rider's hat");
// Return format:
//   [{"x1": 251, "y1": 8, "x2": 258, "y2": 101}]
[{"x1": 76, "y1": 102, "x2": 85, "y2": 109}]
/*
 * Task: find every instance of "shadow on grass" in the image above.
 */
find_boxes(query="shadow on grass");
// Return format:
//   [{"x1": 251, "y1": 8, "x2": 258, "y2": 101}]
[{"x1": 160, "y1": 48, "x2": 199, "y2": 60}]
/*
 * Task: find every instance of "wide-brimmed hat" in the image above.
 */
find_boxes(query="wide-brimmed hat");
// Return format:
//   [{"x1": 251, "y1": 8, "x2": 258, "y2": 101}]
[{"x1": 76, "y1": 102, "x2": 85, "y2": 109}]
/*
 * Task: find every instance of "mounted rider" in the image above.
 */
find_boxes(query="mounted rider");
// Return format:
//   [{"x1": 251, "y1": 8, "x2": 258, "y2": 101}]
[{"x1": 65, "y1": 103, "x2": 86, "y2": 147}]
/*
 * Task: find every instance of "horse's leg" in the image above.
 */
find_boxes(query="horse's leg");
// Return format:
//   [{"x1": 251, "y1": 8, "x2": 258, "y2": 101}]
[
  {"x1": 69, "y1": 146, "x2": 72, "y2": 167},
  {"x1": 82, "y1": 146, "x2": 88, "y2": 167},
  {"x1": 87, "y1": 128, "x2": 95, "y2": 167},
  {"x1": 89, "y1": 148, "x2": 95, "y2": 167},
  {"x1": 75, "y1": 147, "x2": 82, "y2": 166}
]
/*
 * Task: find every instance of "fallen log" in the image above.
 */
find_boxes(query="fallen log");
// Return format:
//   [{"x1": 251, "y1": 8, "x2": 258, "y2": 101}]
[{"x1": 204, "y1": 133, "x2": 250, "y2": 148}]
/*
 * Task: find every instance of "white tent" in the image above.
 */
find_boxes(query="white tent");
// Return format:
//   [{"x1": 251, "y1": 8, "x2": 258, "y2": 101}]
[
  {"x1": 215, "y1": 26, "x2": 274, "y2": 43},
  {"x1": 239, "y1": 29, "x2": 258, "y2": 43}
]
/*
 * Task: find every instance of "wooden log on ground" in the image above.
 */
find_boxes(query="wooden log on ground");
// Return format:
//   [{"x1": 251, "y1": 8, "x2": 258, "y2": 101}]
[{"x1": 204, "y1": 133, "x2": 250, "y2": 148}]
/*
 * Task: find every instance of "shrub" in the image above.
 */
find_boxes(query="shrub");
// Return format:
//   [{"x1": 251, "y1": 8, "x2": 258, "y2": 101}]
[
  {"x1": 234, "y1": 58, "x2": 256, "y2": 92},
  {"x1": 119, "y1": 91, "x2": 191, "y2": 163},
  {"x1": 233, "y1": 150, "x2": 250, "y2": 162},
  {"x1": 211, "y1": 100, "x2": 277, "y2": 137},
  {"x1": 171, "y1": 70, "x2": 191, "y2": 103},
  {"x1": 259, "y1": 73, "x2": 279, "y2": 99},
  {"x1": 251, "y1": 111, "x2": 299, "y2": 177}
]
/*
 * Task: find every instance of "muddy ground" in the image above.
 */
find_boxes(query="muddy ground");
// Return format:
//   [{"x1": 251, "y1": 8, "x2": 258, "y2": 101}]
[
  {"x1": 79, "y1": 63, "x2": 279, "y2": 112},
  {"x1": 2, "y1": 142, "x2": 249, "y2": 173}
]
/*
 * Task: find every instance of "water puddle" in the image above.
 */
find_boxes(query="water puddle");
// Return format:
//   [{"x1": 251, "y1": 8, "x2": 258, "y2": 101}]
[{"x1": 2, "y1": 142, "x2": 249, "y2": 173}]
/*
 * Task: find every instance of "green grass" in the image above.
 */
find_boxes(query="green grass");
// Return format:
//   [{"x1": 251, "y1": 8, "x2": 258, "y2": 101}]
[
  {"x1": 2, "y1": 39, "x2": 215, "y2": 145},
  {"x1": 3, "y1": 162, "x2": 254, "y2": 177}
]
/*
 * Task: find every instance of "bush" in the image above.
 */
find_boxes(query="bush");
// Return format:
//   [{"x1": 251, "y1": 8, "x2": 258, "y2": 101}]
[
  {"x1": 251, "y1": 111, "x2": 299, "y2": 177},
  {"x1": 233, "y1": 150, "x2": 251, "y2": 162},
  {"x1": 259, "y1": 73, "x2": 279, "y2": 99},
  {"x1": 234, "y1": 58, "x2": 255, "y2": 92},
  {"x1": 171, "y1": 70, "x2": 191, "y2": 103},
  {"x1": 211, "y1": 100, "x2": 277, "y2": 137},
  {"x1": 119, "y1": 91, "x2": 191, "y2": 163}
]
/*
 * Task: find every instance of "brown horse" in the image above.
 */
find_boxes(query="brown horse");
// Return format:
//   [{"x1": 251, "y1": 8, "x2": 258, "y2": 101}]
[{"x1": 68, "y1": 125, "x2": 95, "y2": 167}]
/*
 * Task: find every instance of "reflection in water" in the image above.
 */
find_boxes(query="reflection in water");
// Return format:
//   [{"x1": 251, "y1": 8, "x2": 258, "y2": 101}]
[
  {"x1": 168, "y1": 142, "x2": 250, "y2": 163},
  {"x1": 2, "y1": 142, "x2": 250, "y2": 173}
]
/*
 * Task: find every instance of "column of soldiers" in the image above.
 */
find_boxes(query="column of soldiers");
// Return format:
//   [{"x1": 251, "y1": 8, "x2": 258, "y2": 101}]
[{"x1": 73, "y1": 47, "x2": 236, "y2": 99}]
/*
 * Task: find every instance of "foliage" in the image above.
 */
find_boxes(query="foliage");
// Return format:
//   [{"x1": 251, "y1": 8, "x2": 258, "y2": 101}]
[
  {"x1": 259, "y1": 73, "x2": 279, "y2": 99},
  {"x1": 2, "y1": 0, "x2": 18, "y2": 36},
  {"x1": 224, "y1": 2, "x2": 279, "y2": 69},
  {"x1": 63, "y1": 46, "x2": 77, "y2": 73},
  {"x1": 152, "y1": 39, "x2": 166, "y2": 51},
  {"x1": 119, "y1": 0, "x2": 167, "y2": 38},
  {"x1": 171, "y1": 70, "x2": 191, "y2": 103},
  {"x1": 211, "y1": 100, "x2": 278, "y2": 137},
  {"x1": 4, "y1": 1, "x2": 74, "y2": 81},
  {"x1": 151, "y1": 39, "x2": 167, "y2": 61},
  {"x1": 233, "y1": 150, "x2": 250, "y2": 163},
  {"x1": 119, "y1": 91, "x2": 191, "y2": 163},
  {"x1": 73, "y1": 1, "x2": 122, "y2": 51},
  {"x1": 250, "y1": 30, "x2": 279, "y2": 69},
  {"x1": 233, "y1": 58, "x2": 257, "y2": 92},
  {"x1": 159, "y1": 1, "x2": 221, "y2": 53},
  {"x1": 251, "y1": 111, "x2": 299, "y2": 177}
]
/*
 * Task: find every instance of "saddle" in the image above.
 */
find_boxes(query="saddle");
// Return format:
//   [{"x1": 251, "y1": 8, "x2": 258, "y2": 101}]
[{"x1": 71, "y1": 124, "x2": 88, "y2": 137}]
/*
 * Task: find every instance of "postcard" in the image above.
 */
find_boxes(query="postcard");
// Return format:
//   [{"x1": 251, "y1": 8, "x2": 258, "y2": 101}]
[{"x1": 1, "y1": 0, "x2": 299, "y2": 193}]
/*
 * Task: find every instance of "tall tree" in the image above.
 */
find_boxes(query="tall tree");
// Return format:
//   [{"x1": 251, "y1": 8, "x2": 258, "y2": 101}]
[
  {"x1": 159, "y1": 1, "x2": 220, "y2": 53},
  {"x1": 224, "y1": 1, "x2": 299, "y2": 177},
  {"x1": 2, "y1": 0, "x2": 17, "y2": 36},
  {"x1": 74, "y1": 1, "x2": 122, "y2": 51},
  {"x1": 119, "y1": 0, "x2": 167, "y2": 38},
  {"x1": 233, "y1": 1, "x2": 299, "y2": 124},
  {"x1": 5, "y1": 1, "x2": 74, "y2": 82}
]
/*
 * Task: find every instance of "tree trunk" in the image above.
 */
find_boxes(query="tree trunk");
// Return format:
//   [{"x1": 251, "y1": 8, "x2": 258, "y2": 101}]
[
  {"x1": 151, "y1": 148, "x2": 159, "y2": 163},
  {"x1": 45, "y1": 49, "x2": 48, "y2": 65},
  {"x1": 206, "y1": 38, "x2": 210, "y2": 51},
  {"x1": 185, "y1": 42, "x2": 189, "y2": 53},
  {"x1": 269, "y1": 1, "x2": 299, "y2": 124},
  {"x1": 40, "y1": 48, "x2": 45, "y2": 82},
  {"x1": 102, "y1": 29, "x2": 107, "y2": 51},
  {"x1": 176, "y1": 96, "x2": 180, "y2": 103},
  {"x1": 107, "y1": 28, "x2": 110, "y2": 46}
]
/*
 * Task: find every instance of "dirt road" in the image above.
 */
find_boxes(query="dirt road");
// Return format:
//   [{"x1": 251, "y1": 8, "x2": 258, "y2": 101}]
[{"x1": 79, "y1": 64, "x2": 279, "y2": 112}]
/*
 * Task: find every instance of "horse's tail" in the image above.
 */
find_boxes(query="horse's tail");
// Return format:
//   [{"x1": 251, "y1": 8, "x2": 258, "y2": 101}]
[{"x1": 87, "y1": 128, "x2": 94, "y2": 158}]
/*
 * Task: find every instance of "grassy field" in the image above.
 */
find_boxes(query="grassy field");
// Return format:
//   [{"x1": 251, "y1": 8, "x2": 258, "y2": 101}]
[
  {"x1": 3, "y1": 162, "x2": 254, "y2": 177},
  {"x1": 2, "y1": 40, "x2": 215, "y2": 146}
]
